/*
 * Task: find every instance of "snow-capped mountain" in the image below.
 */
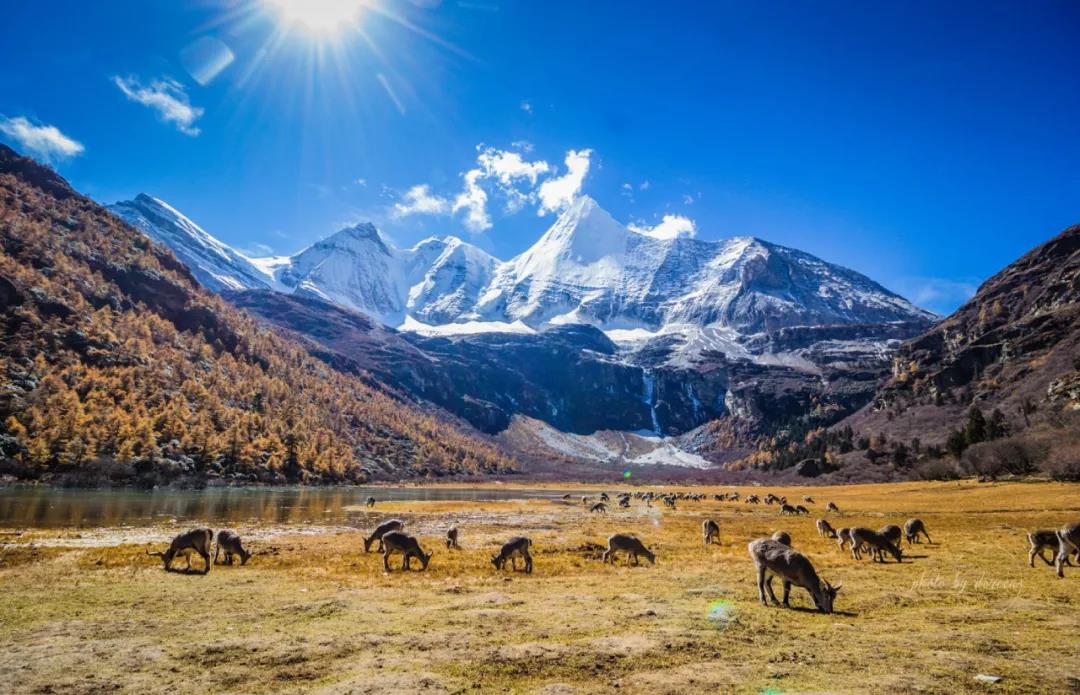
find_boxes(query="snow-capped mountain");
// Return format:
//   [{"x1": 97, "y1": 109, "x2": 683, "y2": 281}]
[
  {"x1": 109, "y1": 194, "x2": 273, "y2": 292},
  {"x1": 109, "y1": 193, "x2": 934, "y2": 339},
  {"x1": 474, "y1": 196, "x2": 934, "y2": 331}
]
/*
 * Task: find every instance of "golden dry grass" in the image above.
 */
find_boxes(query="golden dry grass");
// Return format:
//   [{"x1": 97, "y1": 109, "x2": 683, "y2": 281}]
[{"x1": 1, "y1": 480, "x2": 1079, "y2": 694}]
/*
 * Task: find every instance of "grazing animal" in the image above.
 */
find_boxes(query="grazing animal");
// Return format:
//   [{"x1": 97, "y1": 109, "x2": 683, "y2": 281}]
[
  {"x1": 879, "y1": 524, "x2": 903, "y2": 549},
  {"x1": 779, "y1": 504, "x2": 798, "y2": 516},
  {"x1": 147, "y1": 528, "x2": 213, "y2": 574},
  {"x1": 214, "y1": 529, "x2": 252, "y2": 565},
  {"x1": 795, "y1": 505, "x2": 810, "y2": 515},
  {"x1": 365, "y1": 496, "x2": 376, "y2": 508},
  {"x1": 1056, "y1": 522, "x2": 1080, "y2": 578},
  {"x1": 850, "y1": 527, "x2": 903, "y2": 563},
  {"x1": 364, "y1": 518, "x2": 405, "y2": 553},
  {"x1": 600, "y1": 493, "x2": 610, "y2": 502},
  {"x1": 826, "y1": 502, "x2": 840, "y2": 512},
  {"x1": 582, "y1": 496, "x2": 590, "y2": 506},
  {"x1": 618, "y1": 497, "x2": 631, "y2": 508},
  {"x1": 703, "y1": 519, "x2": 721, "y2": 545},
  {"x1": 491, "y1": 536, "x2": 533, "y2": 573},
  {"x1": 816, "y1": 518, "x2": 837, "y2": 538},
  {"x1": 836, "y1": 527, "x2": 854, "y2": 552},
  {"x1": 771, "y1": 530, "x2": 792, "y2": 546},
  {"x1": 663, "y1": 496, "x2": 677, "y2": 510},
  {"x1": 748, "y1": 538, "x2": 841, "y2": 614},
  {"x1": 381, "y1": 531, "x2": 432, "y2": 572},
  {"x1": 603, "y1": 534, "x2": 656, "y2": 565},
  {"x1": 904, "y1": 518, "x2": 931, "y2": 544},
  {"x1": 590, "y1": 502, "x2": 608, "y2": 514},
  {"x1": 446, "y1": 526, "x2": 460, "y2": 550},
  {"x1": 1027, "y1": 529, "x2": 1069, "y2": 567},
  {"x1": 745, "y1": 494, "x2": 760, "y2": 504},
  {"x1": 802, "y1": 496, "x2": 815, "y2": 504}
]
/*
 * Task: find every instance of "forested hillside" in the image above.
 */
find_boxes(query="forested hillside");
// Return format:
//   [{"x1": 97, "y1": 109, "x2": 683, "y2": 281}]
[{"x1": 0, "y1": 145, "x2": 515, "y2": 485}]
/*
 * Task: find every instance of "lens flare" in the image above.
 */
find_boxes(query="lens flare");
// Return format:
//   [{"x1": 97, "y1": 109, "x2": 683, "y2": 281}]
[
  {"x1": 706, "y1": 599, "x2": 735, "y2": 630},
  {"x1": 622, "y1": 470, "x2": 632, "y2": 479}
]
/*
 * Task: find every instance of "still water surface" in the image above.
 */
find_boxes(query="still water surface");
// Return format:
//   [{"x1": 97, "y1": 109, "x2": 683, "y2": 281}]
[{"x1": 0, "y1": 486, "x2": 586, "y2": 528}]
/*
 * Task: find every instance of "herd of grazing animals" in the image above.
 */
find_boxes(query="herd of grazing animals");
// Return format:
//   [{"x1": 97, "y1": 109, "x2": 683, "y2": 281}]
[{"x1": 143, "y1": 489, "x2": 1080, "y2": 612}]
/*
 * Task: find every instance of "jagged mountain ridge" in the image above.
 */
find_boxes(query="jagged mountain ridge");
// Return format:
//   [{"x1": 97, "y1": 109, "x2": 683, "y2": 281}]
[{"x1": 108, "y1": 194, "x2": 934, "y2": 340}]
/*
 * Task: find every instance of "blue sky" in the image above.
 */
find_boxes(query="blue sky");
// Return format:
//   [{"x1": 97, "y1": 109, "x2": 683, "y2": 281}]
[{"x1": 2, "y1": 1, "x2": 1078, "y2": 314}]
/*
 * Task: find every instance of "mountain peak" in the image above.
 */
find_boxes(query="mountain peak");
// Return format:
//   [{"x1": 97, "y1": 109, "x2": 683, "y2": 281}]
[{"x1": 317, "y1": 221, "x2": 390, "y2": 255}]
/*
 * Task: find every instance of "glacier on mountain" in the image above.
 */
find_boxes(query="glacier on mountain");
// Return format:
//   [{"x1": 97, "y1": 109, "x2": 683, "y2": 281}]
[{"x1": 108, "y1": 192, "x2": 935, "y2": 355}]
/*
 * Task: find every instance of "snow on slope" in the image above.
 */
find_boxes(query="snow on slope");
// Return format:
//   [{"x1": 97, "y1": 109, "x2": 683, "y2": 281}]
[
  {"x1": 108, "y1": 194, "x2": 275, "y2": 292},
  {"x1": 111, "y1": 192, "x2": 935, "y2": 341},
  {"x1": 500, "y1": 415, "x2": 714, "y2": 469}
]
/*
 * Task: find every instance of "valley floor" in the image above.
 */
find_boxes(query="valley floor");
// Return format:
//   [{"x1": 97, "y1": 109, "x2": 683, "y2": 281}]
[{"x1": 1, "y1": 481, "x2": 1078, "y2": 694}]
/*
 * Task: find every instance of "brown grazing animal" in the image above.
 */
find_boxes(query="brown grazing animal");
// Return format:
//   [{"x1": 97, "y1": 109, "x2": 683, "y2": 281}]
[
  {"x1": 214, "y1": 529, "x2": 252, "y2": 565},
  {"x1": 826, "y1": 502, "x2": 840, "y2": 512},
  {"x1": 147, "y1": 528, "x2": 213, "y2": 574},
  {"x1": 381, "y1": 531, "x2": 432, "y2": 572},
  {"x1": 850, "y1": 527, "x2": 903, "y2": 563},
  {"x1": 446, "y1": 526, "x2": 460, "y2": 550},
  {"x1": 904, "y1": 518, "x2": 931, "y2": 544},
  {"x1": 703, "y1": 519, "x2": 721, "y2": 545},
  {"x1": 879, "y1": 524, "x2": 903, "y2": 549},
  {"x1": 365, "y1": 496, "x2": 376, "y2": 508},
  {"x1": 491, "y1": 537, "x2": 533, "y2": 573},
  {"x1": 816, "y1": 519, "x2": 837, "y2": 538},
  {"x1": 748, "y1": 538, "x2": 841, "y2": 614},
  {"x1": 603, "y1": 534, "x2": 656, "y2": 565},
  {"x1": 364, "y1": 519, "x2": 405, "y2": 553},
  {"x1": 590, "y1": 502, "x2": 608, "y2": 514}
]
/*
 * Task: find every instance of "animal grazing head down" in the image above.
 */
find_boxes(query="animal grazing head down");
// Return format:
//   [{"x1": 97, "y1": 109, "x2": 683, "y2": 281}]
[{"x1": 813, "y1": 581, "x2": 842, "y2": 614}]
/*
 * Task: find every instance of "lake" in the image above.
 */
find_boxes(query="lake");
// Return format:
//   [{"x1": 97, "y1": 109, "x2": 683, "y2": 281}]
[{"x1": 0, "y1": 485, "x2": 590, "y2": 528}]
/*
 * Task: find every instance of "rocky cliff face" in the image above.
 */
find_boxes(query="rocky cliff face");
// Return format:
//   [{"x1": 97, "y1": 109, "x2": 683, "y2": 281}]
[{"x1": 843, "y1": 223, "x2": 1080, "y2": 444}]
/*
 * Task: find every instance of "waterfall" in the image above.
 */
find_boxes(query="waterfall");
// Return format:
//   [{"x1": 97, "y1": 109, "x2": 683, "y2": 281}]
[{"x1": 641, "y1": 369, "x2": 661, "y2": 434}]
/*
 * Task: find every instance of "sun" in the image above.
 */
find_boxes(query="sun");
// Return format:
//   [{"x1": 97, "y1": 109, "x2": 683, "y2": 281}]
[{"x1": 265, "y1": 0, "x2": 365, "y2": 35}]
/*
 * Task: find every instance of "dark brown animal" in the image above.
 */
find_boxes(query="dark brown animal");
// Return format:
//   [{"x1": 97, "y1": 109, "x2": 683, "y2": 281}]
[
  {"x1": 147, "y1": 528, "x2": 213, "y2": 574},
  {"x1": 381, "y1": 531, "x2": 432, "y2": 572},
  {"x1": 904, "y1": 518, "x2": 931, "y2": 544},
  {"x1": 703, "y1": 519, "x2": 720, "y2": 545},
  {"x1": 214, "y1": 529, "x2": 251, "y2": 565},
  {"x1": 491, "y1": 536, "x2": 533, "y2": 573},
  {"x1": 603, "y1": 534, "x2": 656, "y2": 565},
  {"x1": 364, "y1": 519, "x2": 405, "y2": 553}
]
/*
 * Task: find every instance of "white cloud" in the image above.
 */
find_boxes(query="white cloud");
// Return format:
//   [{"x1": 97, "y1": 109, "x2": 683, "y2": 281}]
[
  {"x1": 682, "y1": 193, "x2": 695, "y2": 205},
  {"x1": 393, "y1": 184, "x2": 450, "y2": 217},
  {"x1": 393, "y1": 145, "x2": 593, "y2": 232},
  {"x1": 520, "y1": 100, "x2": 533, "y2": 114},
  {"x1": 113, "y1": 76, "x2": 204, "y2": 136},
  {"x1": 477, "y1": 146, "x2": 550, "y2": 187},
  {"x1": 355, "y1": 177, "x2": 367, "y2": 187},
  {"x1": 0, "y1": 116, "x2": 84, "y2": 161},
  {"x1": 511, "y1": 140, "x2": 534, "y2": 152},
  {"x1": 629, "y1": 214, "x2": 696, "y2": 240},
  {"x1": 639, "y1": 180, "x2": 651, "y2": 191},
  {"x1": 538, "y1": 148, "x2": 592, "y2": 215},
  {"x1": 452, "y1": 169, "x2": 491, "y2": 232}
]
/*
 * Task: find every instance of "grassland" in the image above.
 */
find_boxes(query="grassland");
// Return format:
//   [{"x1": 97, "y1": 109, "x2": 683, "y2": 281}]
[{"x1": 1, "y1": 481, "x2": 1079, "y2": 694}]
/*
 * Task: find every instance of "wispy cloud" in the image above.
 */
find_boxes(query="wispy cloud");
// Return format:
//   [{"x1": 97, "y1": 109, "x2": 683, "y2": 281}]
[
  {"x1": 894, "y1": 276, "x2": 979, "y2": 314},
  {"x1": 0, "y1": 116, "x2": 84, "y2": 161},
  {"x1": 629, "y1": 214, "x2": 696, "y2": 240},
  {"x1": 520, "y1": 100, "x2": 533, "y2": 115},
  {"x1": 113, "y1": 76, "x2": 204, "y2": 135},
  {"x1": 538, "y1": 149, "x2": 592, "y2": 215},
  {"x1": 240, "y1": 242, "x2": 274, "y2": 257},
  {"x1": 393, "y1": 184, "x2": 451, "y2": 217}
]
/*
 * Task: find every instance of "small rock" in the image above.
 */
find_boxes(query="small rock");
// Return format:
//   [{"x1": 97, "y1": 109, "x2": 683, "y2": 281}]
[{"x1": 974, "y1": 674, "x2": 1003, "y2": 684}]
